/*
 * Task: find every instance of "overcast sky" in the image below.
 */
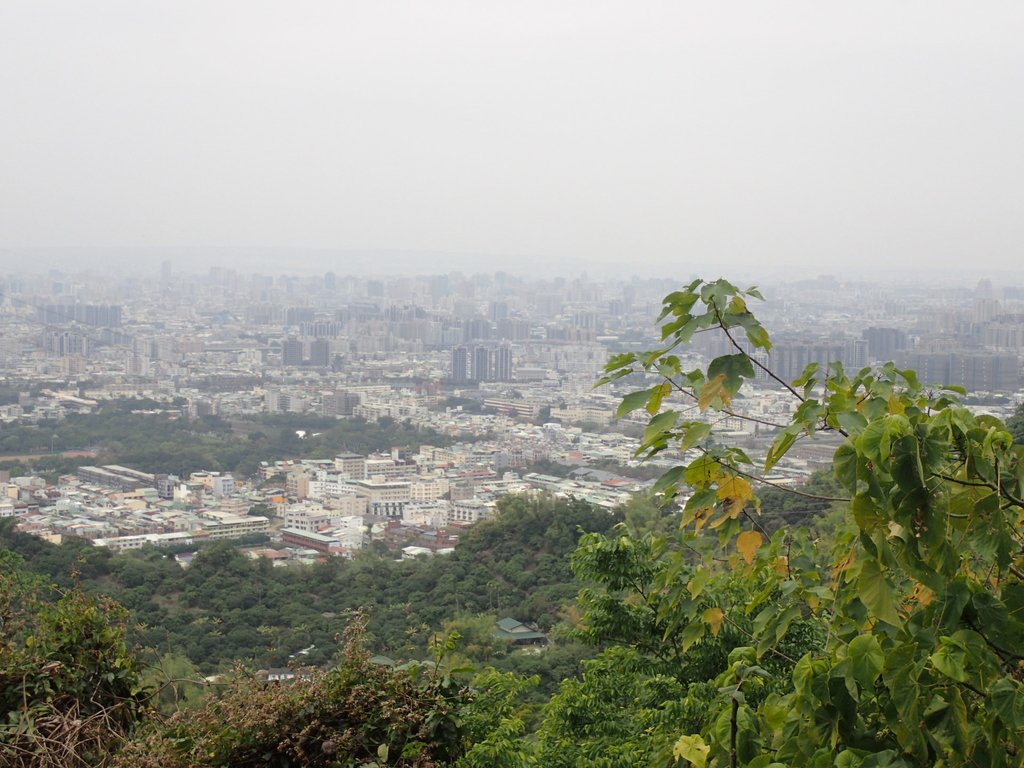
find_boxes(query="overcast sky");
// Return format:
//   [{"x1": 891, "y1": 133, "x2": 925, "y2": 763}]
[{"x1": 1, "y1": 2, "x2": 1022, "y2": 278}]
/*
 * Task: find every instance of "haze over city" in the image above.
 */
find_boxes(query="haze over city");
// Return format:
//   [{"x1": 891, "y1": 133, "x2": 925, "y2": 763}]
[
  {"x1": 3, "y1": 1, "x2": 1024, "y2": 279},
  {"x1": 5, "y1": 3, "x2": 1024, "y2": 766}
]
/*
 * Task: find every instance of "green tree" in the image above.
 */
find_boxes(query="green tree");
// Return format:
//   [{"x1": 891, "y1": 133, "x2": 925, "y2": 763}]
[
  {"x1": 139, "y1": 652, "x2": 207, "y2": 715},
  {"x1": 0, "y1": 552, "x2": 144, "y2": 767},
  {"x1": 585, "y1": 279, "x2": 1024, "y2": 767},
  {"x1": 116, "y1": 615, "x2": 475, "y2": 768}
]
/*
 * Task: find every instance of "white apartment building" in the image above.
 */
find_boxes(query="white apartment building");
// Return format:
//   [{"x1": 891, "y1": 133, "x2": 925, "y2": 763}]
[
  {"x1": 364, "y1": 457, "x2": 416, "y2": 481},
  {"x1": 283, "y1": 503, "x2": 331, "y2": 533},
  {"x1": 352, "y1": 478, "x2": 411, "y2": 518},
  {"x1": 449, "y1": 499, "x2": 495, "y2": 525},
  {"x1": 198, "y1": 510, "x2": 269, "y2": 539},
  {"x1": 93, "y1": 531, "x2": 194, "y2": 552},
  {"x1": 402, "y1": 501, "x2": 450, "y2": 528},
  {"x1": 409, "y1": 476, "x2": 450, "y2": 502}
]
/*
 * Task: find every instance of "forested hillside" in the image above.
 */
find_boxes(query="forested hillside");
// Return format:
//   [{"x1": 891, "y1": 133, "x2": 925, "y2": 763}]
[{"x1": 1, "y1": 495, "x2": 618, "y2": 677}]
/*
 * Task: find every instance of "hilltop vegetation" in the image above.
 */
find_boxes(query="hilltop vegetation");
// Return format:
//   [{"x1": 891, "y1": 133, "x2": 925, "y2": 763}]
[{"x1": 1, "y1": 495, "x2": 618, "y2": 676}]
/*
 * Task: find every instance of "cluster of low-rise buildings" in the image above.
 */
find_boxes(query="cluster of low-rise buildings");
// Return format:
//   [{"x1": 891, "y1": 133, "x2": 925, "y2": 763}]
[
  {"x1": 3, "y1": 373, "x2": 893, "y2": 565},
  {"x1": 3, "y1": 424, "x2": 660, "y2": 563}
]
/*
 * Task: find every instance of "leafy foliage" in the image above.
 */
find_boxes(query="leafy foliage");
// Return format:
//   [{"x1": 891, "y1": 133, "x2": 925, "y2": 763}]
[
  {"x1": 0, "y1": 552, "x2": 144, "y2": 768},
  {"x1": 1, "y1": 496, "x2": 617, "y2": 683},
  {"x1": 590, "y1": 279, "x2": 1024, "y2": 766},
  {"x1": 116, "y1": 615, "x2": 473, "y2": 768}
]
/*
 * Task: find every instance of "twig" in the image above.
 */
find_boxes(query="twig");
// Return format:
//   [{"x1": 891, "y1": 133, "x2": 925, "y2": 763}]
[
  {"x1": 742, "y1": 509, "x2": 772, "y2": 540},
  {"x1": 720, "y1": 614, "x2": 799, "y2": 665},
  {"x1": 703, "y1": 452, "x2": 850, "y2": 503},
  {"x1": 709, "y1": 300, "x2": 806, "y2": 404},
  {"x1": 936, "y1": 473, "x2": 1024, "y2": 510}
]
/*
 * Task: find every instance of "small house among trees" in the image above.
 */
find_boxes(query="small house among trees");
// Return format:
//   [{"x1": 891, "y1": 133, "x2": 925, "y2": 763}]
[{"x1": 493, "y1": 617, "x2": 547, "y2": 646}]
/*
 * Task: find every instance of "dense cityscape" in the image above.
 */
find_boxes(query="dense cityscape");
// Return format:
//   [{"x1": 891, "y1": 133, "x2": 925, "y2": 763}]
[{"x1": 3, "y1": 266, "x2": 1023, "y2": 564}]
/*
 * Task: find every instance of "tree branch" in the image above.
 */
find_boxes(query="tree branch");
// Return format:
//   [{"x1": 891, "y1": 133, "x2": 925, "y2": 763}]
[
  {"x1": 936, "y1": 473, "x2": 1024, "y2": 510},
  {"x1": 703, "y1": 452, "x2": 850, "y2": 503},
  {"x1": 709, "y1": 300, "x2": 806, "y2": 404},
  {"x1": 742, "y1": 509, "x2": 772, "y2": 540},
  {"x1": 720, "y1": 614, "x2": 799, "y2": 665},
  {"x1": 663, "y1": 376, "x2": 789, "y2": 430},
  {"x1": 965, "y1": 616, "x2": 1024, "y2": 664}
]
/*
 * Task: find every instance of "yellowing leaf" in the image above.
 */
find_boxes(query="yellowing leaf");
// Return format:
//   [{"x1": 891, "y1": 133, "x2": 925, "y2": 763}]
[
  {"x1": 698, "y1": 373, "x2": 730, "y2": 412},
  {"x1": 736, "y1": 530, "x2": 763, "y2": 565},
  {"x1": 681, "y1": 503, "x2": 715, "y2": 534},
  {"x1": 832, "y1": 550, "x2": 856, "y2": 579},
  {"x1": 773, "y1": 556, "x2": 789, "y2": 575},
  {"x1": 673, "y1": 734, "x2": 710, "y2": 767},
  {"x1": 728, "y1": 296, "x2": 748, "y2": 314},
  {"x1": 691, "y1": 508, "x2": 713, "y2": 533},
  {"x1": 907, "y1": 582, "x2": 934, "y2": 609},
  {"x1": 716, "y1": 475, "x2": 753, "y2": 503},
  {"x1": 703, "y1": 607, "x2": 725, "y2": 637},
  {"x1": 717, "y1": 475, "x2": 753, "y2": 520},
  {"x1": 708, "y1": 510, "x2": 732, "y2": 529},
  {"x1": 646, "y1": 382, "x2": 672, "y2": 415}
]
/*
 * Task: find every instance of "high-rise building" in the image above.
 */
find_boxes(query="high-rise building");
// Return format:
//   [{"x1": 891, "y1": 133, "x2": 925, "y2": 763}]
[
  {"x1": 769, "y1": 343, "x2": 845, "y2": 382},
  {"x1": 492, "y1": 345, "x2": 513, "y2": 382},
  {"x1": 862, "y1": 327, "x2": 909, "y2": 363},
  {"x1": 309, "y1": 339, "x2": 331, "y2": 367},
  {"x1": 843, "y1": 338, "x2": 869, "y2": 371},
  {"x1": 471, "y1": 345, "x2": 491, "y2": 382},
  {"x1": 322, "y1": 391, "x2": 361, "y2": 417},
  {"x1": 300, "y1": 320, "x2": 343, "y2": 338},
  {"x1": 42, "y1": 330, "x2": 89, "y2": 358},
  {"x1": 896, "y1": 352, "x2": 1020, "y2": 393},
  {"x1": 285, "y1": 307, "x2": 315, "y2": 325},
  {"x1": 464, "y1": 318, "x2": 492, "y2": 341},
  {"x1": 451, "y1": 346, "x2": 469, "y2": 383},
  {"x1": 282, "y1": 338, "x2": 304, "y2": 366},
  {"x1": 489, "y1": 301, "x2": 510, "y2": 322},
  {"x1": 37, "y1": 304, "x2": 122, "y2": 328},
  {"x1": 496, "y1": 318, "x2": 530, "y2": 341}
]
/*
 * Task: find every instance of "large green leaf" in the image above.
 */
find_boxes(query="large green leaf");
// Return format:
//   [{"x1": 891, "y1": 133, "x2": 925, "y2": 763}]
[
  {"x1": 856, "y1": 560, "x2": 901, "y2": 626},
  {"x1": 765, "y1": 429, "x2": 797, "y2": 473},
  {"x1": 616, "y1": 387, "x2": 657, "y2": 418},
  {"x1": 991, "y1": 677, "x2": 1024, "y2": 729},
  {"x1": 929, "y1": 636, "x2": 968, "y2": 682},
  {"x1": 847, "y1": 634, "x2": 884, "y2": 691},
  {"x1": 833, "y1": 442, "x2": 859, "y2": 491}
]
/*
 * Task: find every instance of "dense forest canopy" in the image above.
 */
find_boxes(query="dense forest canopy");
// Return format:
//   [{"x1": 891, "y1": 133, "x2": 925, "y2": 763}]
[{"x1": 0, "y1": 494, "x2": 618, "y2": 674}]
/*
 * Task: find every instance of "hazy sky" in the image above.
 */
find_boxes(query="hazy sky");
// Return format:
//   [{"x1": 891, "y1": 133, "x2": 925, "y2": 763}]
[{"x1": 2, "y1": 2, "x2": 1023, "y2": 277}]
